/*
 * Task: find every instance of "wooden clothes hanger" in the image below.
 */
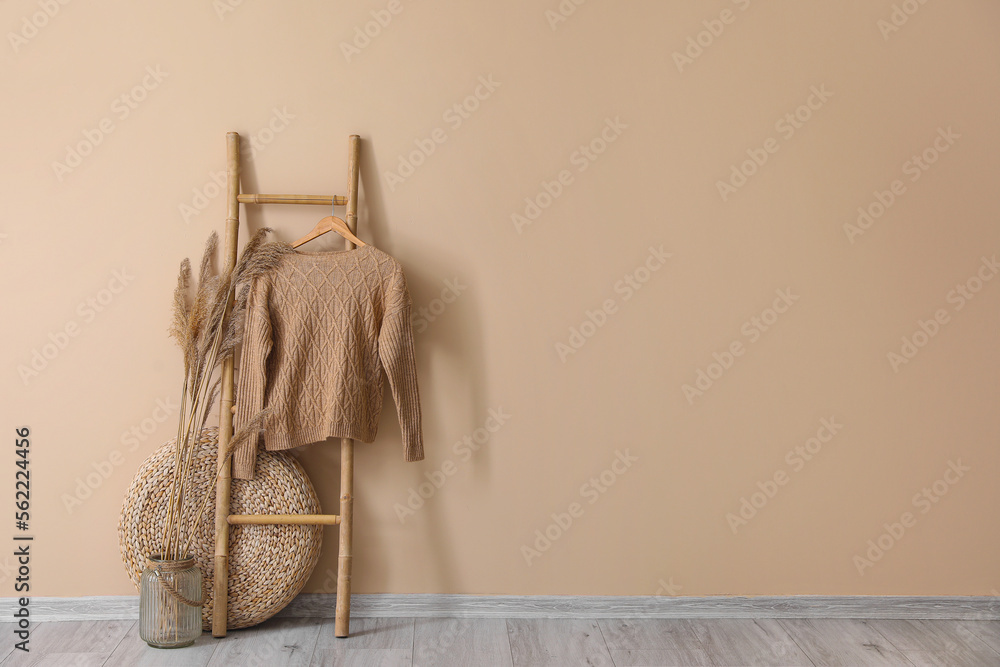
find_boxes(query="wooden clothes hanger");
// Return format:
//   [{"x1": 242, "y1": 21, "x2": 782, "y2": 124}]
[{"x1": 291, "y1": 201, "x2": 367, "y2": 249}]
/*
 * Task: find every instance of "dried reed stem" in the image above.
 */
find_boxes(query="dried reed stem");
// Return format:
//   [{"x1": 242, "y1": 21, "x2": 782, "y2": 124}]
[
  {"x1": 161, "y1": 229, "x2": 291, "y2": 560},
  {"x1": 180, "y1": 408, "x2": 273, "y2": 557}
]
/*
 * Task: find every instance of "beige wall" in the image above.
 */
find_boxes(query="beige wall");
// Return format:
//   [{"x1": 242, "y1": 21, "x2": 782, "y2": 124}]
[{"x1": 3, "y1": 1, "x2": 999, "y2": 598}]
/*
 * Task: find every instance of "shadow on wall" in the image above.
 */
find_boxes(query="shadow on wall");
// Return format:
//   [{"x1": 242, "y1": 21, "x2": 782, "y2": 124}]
[
  {"x1": 234, "y1": 134, "x2": 488, "y2": 593},
  {"x1": 365, "y1": 137, "x2": 489, "y2": 592}
]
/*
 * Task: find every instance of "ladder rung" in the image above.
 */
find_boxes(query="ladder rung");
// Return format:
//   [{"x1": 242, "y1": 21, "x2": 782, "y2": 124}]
[
  {"x1": 237, "y1": 194, "x2": 348, "y2": 206},
  {"x1": 228, "y1": 513, "x2": 341, "y2": 526}
]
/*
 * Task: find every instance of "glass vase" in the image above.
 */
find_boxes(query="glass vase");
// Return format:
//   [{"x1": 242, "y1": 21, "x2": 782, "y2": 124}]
[{"x1": 139, "y1": 554, "x2": 203, "y2": 648}]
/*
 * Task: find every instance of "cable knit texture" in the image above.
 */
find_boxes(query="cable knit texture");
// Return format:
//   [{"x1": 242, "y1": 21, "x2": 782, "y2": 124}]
[{"x1": 231, "y1": 244, "x2": 424, "y2": 480}]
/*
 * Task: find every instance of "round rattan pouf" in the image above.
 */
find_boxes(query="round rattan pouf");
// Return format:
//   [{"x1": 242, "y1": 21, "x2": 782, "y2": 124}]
[{"x1": 118, "y1": 427, "x2": 323, "y2": 631}]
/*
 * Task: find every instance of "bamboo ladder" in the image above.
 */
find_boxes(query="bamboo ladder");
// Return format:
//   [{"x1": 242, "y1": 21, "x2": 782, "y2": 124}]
[{"x1": 213, "y1": 132, "x2": 359, "y2": 638}]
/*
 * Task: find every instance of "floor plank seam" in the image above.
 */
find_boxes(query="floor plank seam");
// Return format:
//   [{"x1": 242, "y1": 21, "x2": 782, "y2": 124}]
[
  {"x1": 966, "y1": 623, "x2": 1000, "y2": 660},
  {"x1": 593, "y1": 618, "x2": 614, "y2": 667},
  {"x1": 502, "y1": 617, "x2": 515, "y2": 666},
  {"x1": 99, "y1": 620, "x2": 136, "y2": 667},
  {"x1": 769, "y1": 618, "x2": 818, "y2": 667},
  {"x1": 864, "y1": 620, "x2": 917, "y2": 666},
  {"x1": 775, "y1": 618, "x2": 818, "y2": 667},
  {"x1": 409, "y1": 617, "x2": 416, "y2": 667},
  {"x1": 302, "y1": 617, "x2": 324, "y2": 666},
  {"x1": 687, "y1": 618, "x2": 715, "y2": 665}
]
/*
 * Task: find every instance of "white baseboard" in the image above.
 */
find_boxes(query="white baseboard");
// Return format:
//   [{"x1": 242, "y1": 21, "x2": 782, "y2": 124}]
[{"x1": 4, "y1": 594, "x2": 999, "y2": 622}]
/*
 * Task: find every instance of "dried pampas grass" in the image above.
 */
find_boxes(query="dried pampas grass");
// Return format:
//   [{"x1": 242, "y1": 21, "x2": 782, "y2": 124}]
[{"x1": 160, "y1": 228, "x2": 294, "y2": 560}]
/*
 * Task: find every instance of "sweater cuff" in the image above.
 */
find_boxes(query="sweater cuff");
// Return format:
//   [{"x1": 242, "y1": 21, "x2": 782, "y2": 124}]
[
  {"x1": 231, "y1": 435, "x2": 260, "y2": 480},
  {"x1": 405, "y1": 434, "x2": 424, "y2": 462}
]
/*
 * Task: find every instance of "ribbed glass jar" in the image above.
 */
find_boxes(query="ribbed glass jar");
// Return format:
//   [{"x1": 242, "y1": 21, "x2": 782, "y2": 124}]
[{"x1": 139, "y1": 554, "x2": 203, "y2": 648}]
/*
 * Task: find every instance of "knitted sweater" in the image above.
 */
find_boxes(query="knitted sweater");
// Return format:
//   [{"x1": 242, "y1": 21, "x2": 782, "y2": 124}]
[{"x1": 231, "y1": 244, "x2": 424, "y2": 480}]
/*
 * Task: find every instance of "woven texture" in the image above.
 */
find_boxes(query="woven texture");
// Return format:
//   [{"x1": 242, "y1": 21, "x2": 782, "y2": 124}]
[
  {"x1": 118, "y1": 427, "x2": 323, "y2": 631},
  {"x1": 232, "y1": 244, "x2": 424, "y2": 480}
]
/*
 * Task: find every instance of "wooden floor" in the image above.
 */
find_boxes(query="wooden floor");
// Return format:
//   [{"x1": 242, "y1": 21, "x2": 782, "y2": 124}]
[{"x1": 2, "y1": 617, "x2": 998, "y2": 666}]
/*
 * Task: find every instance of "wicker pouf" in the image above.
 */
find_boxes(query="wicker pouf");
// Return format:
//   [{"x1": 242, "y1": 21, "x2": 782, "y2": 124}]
[{"x1": 118, "y1": 427, "x2": 324, "y2": 631}]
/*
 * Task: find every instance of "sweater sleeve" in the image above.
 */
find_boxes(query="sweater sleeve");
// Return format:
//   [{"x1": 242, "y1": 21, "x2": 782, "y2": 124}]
[
  {"x1": 378, "y1": 265, "x2": 424, "y2": 462},
  {"x1": 231, "y1": 276, "x2": 273, "y2": 480}
]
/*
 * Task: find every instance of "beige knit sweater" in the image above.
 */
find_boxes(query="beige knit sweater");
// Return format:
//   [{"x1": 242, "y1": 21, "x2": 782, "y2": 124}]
[{"x1": 231, "y1": 244, "x2": 424, "y2": 480}]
